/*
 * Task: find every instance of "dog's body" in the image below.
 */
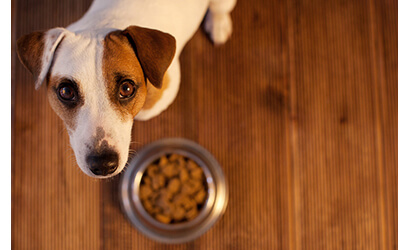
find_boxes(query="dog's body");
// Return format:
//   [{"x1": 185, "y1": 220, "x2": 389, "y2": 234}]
[
  {"x1": 67, "y1": 0, "x2": 208, "y2": 121},
  {"x1": 17, "y1": 0, "x2": 236, "y2": 178}
]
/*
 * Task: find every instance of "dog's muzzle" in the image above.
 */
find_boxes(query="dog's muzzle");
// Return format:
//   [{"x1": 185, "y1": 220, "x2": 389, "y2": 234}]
[{"x1": 86, "y1": 149, "x2": 119, "y2": 176}]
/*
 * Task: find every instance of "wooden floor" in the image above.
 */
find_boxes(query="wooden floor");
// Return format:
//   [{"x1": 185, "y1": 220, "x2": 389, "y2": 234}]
[{"x1": 11, "y1": 0, "x2": 398, "y2": 249}]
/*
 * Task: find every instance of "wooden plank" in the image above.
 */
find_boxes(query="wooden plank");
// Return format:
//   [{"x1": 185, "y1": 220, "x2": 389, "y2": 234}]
[
  {"x1": 286, "y1": 0, "x2": 395, "y2": 249},
  {"x1": 369, "y1": 0, "x2": 398, "y2": 249}
]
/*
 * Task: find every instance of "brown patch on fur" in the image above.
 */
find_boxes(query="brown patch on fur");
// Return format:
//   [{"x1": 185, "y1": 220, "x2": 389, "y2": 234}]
[
  {"x1": 103, "y1": 31, "x2": 148, "y2": 121},
  {"x1": 16, "y1": 31, "x2": 45, "y2": 78},
  {"x1": 122, "y1": 26, "x2": 176, "y2": 88},
  {"x1": 47, "y1": 74, "x2": 84, "y2": 132},
  {"x1": 142, "y1": 74, "x2": 170, "y2": 110}
]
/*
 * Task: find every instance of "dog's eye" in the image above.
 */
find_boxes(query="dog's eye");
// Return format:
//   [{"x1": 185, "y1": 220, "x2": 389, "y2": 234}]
[
  {"x1": 119, "y1": 80, "x2": 136, "y2": 99},
  {"x1": 58, "y1": 83, "x2": 77, "y2": 101}
]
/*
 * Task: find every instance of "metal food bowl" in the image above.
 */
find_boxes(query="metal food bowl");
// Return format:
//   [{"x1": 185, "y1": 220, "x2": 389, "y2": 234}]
[{"x1": 119, "y1": 138, "x2": 228, "y2": 243}]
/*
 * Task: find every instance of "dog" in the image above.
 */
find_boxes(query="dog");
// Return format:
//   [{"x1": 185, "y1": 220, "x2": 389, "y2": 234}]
[{"x1": 16, "y1": 0, "x2": 236, "y2": 178}]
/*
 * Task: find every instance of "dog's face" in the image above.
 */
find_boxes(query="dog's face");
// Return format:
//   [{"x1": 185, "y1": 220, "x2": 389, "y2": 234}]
[{"x1": 17, "y1": 26, "x2": 176, "y2": 178}]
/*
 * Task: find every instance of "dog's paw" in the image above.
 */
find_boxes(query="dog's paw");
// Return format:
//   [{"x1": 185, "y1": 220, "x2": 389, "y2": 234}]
[{"x1": 204, "y1": 11, "x2": 233, "y2": 45}]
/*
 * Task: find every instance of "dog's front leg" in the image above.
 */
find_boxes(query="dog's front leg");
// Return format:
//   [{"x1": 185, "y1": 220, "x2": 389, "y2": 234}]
[{"x1": 204, "y1": 0, "x2": 237, "y2": 45}]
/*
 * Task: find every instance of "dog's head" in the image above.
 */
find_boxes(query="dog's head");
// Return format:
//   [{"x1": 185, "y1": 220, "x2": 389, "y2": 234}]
[{"x1": 16, "y1": 26, "x2": 176, "y2": 178}]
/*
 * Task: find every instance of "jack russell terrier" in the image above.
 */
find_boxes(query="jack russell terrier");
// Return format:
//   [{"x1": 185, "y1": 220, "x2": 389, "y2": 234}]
[{"x1": 16, "y1": 0, "x2": 236, "y2": 179}]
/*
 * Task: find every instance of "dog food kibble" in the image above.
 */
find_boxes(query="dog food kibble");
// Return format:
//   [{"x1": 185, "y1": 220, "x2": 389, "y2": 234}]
[
  {"x1": 156, "y1": 213, "x2": 172, "y2": 224},
  {"x1": 139, "y1": 185, "x2": 153, "y2": 200},
  {"x1": 179, "y1": 168, "x2": 189, "y2": 182},
  {"x1": 152, "y1": 174, "x2": 166, "y2": 190},
  {"x1": 139, "y1": 154, "x2": 207, "y2": 224},
  {"x1": 167, "y1": 178, "x2": 181, "y2": 194},
  {"x1": 194, "y1": 189, "x2": 207, "y2": 204}
]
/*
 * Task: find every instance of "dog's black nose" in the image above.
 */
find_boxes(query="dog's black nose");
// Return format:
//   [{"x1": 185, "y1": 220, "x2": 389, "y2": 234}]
[{"x1": 86, "y1": 150, "x2": 119, "y2": 176}]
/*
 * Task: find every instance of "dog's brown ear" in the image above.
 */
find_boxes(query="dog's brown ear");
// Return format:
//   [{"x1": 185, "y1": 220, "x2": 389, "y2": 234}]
[
  {"x1": 16, "y1": 28, "x2": 66, "y2": 89},
  {"x1": 122, "y1": 26, "x2": 176, "y2": 89}
]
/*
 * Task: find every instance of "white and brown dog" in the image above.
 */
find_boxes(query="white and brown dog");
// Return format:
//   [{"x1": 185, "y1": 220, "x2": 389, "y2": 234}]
[{"x1": 16, "y1": 0, "x2": 236, "y2": 178}]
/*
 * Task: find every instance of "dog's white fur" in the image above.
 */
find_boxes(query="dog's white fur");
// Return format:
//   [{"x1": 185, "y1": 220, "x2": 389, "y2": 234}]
[{"x1": 20, "y1": 0, "x2": 236, "y2": 178}]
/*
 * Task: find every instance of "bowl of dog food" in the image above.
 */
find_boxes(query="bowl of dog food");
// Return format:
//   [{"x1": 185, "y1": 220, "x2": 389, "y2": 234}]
[{"x1": 119, "y1": 138, "x2": 228, "y2": 243}]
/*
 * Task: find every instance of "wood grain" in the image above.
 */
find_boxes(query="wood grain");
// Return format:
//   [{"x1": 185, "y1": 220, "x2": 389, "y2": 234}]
[{"x1": 11, "y1": 0, "x2": 397, "y2": 249}]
